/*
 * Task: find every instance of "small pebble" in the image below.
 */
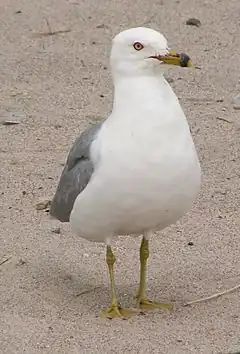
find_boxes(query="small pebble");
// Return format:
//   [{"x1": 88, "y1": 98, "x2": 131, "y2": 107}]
[
  {"x1": 186, "y1": 18, "x2": 201, "y2": 27},
  {"x1": 188, "y1": 241, "x2": 194, "y2": 246},
  {"x1": 17, "y1": 259, "x2": 26, "y2": 266},
  {"x1": 35, "y1": 197, "x2": 51, "y2": 210},
  {"x1": 96, "y1": 24, "x2": 109, "y2": 29},
  {"x1": 51, "y1": 227, "x2": 61, "y2": 234},
  {"x1": 0, "y1": 111, "x2": 26, "y2": 125}
]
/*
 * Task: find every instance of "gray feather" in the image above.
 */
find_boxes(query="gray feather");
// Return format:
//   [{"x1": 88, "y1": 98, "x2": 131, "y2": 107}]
[{"x1": 50, "y1": 123, "x2": 102, "y2": 222}]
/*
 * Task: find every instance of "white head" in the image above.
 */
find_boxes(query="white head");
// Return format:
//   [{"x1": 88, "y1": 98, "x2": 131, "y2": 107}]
[{"x1": 110, "y1": 27, "x2": 193, "y2": 77}]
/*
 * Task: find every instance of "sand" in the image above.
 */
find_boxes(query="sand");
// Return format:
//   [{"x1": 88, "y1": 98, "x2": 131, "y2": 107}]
[{"x1": 1, "y1": 0, "x2": 240, "y2": 353}]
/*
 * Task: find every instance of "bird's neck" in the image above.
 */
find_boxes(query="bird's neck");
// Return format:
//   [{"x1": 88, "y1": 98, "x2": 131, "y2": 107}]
[{"x1": 112, "y1": 74, "x2": 177, "y2": 116}]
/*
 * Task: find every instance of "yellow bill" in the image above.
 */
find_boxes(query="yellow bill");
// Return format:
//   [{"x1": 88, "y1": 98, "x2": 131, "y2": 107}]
[{"x1": 161, "y1": 50, "x2": 194, "y2": 68}]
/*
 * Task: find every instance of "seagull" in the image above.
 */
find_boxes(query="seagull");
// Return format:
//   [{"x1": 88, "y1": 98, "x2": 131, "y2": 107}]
[{"x1": 50, "y1": 27, "x2": 201, "y2": 319}]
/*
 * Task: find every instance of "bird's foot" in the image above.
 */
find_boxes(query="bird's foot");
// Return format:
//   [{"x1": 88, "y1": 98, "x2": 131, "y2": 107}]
[
  {"x1": 101, "y1": 304, "x2": 139, "y2": 319},
  {"x1": 137, "y1": 298, "x2": 173, "y2": 311}
]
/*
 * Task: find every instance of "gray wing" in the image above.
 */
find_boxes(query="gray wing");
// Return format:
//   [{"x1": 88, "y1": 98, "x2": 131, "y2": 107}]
[{"x1": 50, "y1": 122, "x2": 102, "y2": 222}]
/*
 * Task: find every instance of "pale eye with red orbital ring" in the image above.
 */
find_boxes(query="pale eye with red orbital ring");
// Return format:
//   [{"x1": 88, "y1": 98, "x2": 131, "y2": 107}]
[{"x1": 133, "y1": 42, "x2": 144, "y2": 51}]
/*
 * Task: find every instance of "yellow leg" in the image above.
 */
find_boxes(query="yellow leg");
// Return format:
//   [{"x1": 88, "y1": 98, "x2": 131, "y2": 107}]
[
  {"x1": 101, "y1": 246, "x2": 139, "y2": 319},
  {"x1": 136, "y1": 237, "x2": 173, "y2": 311}
]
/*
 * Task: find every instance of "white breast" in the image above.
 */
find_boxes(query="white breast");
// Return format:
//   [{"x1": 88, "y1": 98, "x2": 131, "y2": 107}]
[{"x1": 70, "y1": 77, "x2": 201, "y2": 242}]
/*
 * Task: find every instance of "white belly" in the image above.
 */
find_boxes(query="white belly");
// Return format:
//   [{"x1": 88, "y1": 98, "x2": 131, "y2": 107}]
[{"x1": 70, "y1": 121, "x2": 201, "y2": 243}]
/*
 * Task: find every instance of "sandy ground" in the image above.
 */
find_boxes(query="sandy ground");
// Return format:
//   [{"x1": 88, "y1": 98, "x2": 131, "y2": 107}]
[{"x1": 1, "y1": 0, "x2": 240, "y2": 353}]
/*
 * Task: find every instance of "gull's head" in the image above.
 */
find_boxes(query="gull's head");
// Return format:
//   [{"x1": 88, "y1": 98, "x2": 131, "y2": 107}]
[{"x1": 110, "y1": 27, "x2": 193, "y2": 76}]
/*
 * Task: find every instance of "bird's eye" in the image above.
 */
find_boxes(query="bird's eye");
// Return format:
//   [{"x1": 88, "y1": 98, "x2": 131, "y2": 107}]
[{"x1": 133, "y1": 42, "x2": 144, "y2": 51}]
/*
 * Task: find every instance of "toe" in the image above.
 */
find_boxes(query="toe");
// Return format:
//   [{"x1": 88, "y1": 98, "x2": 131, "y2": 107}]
[{"x1": 139, "y1": 299, "x2": 173, "y2": 311}]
